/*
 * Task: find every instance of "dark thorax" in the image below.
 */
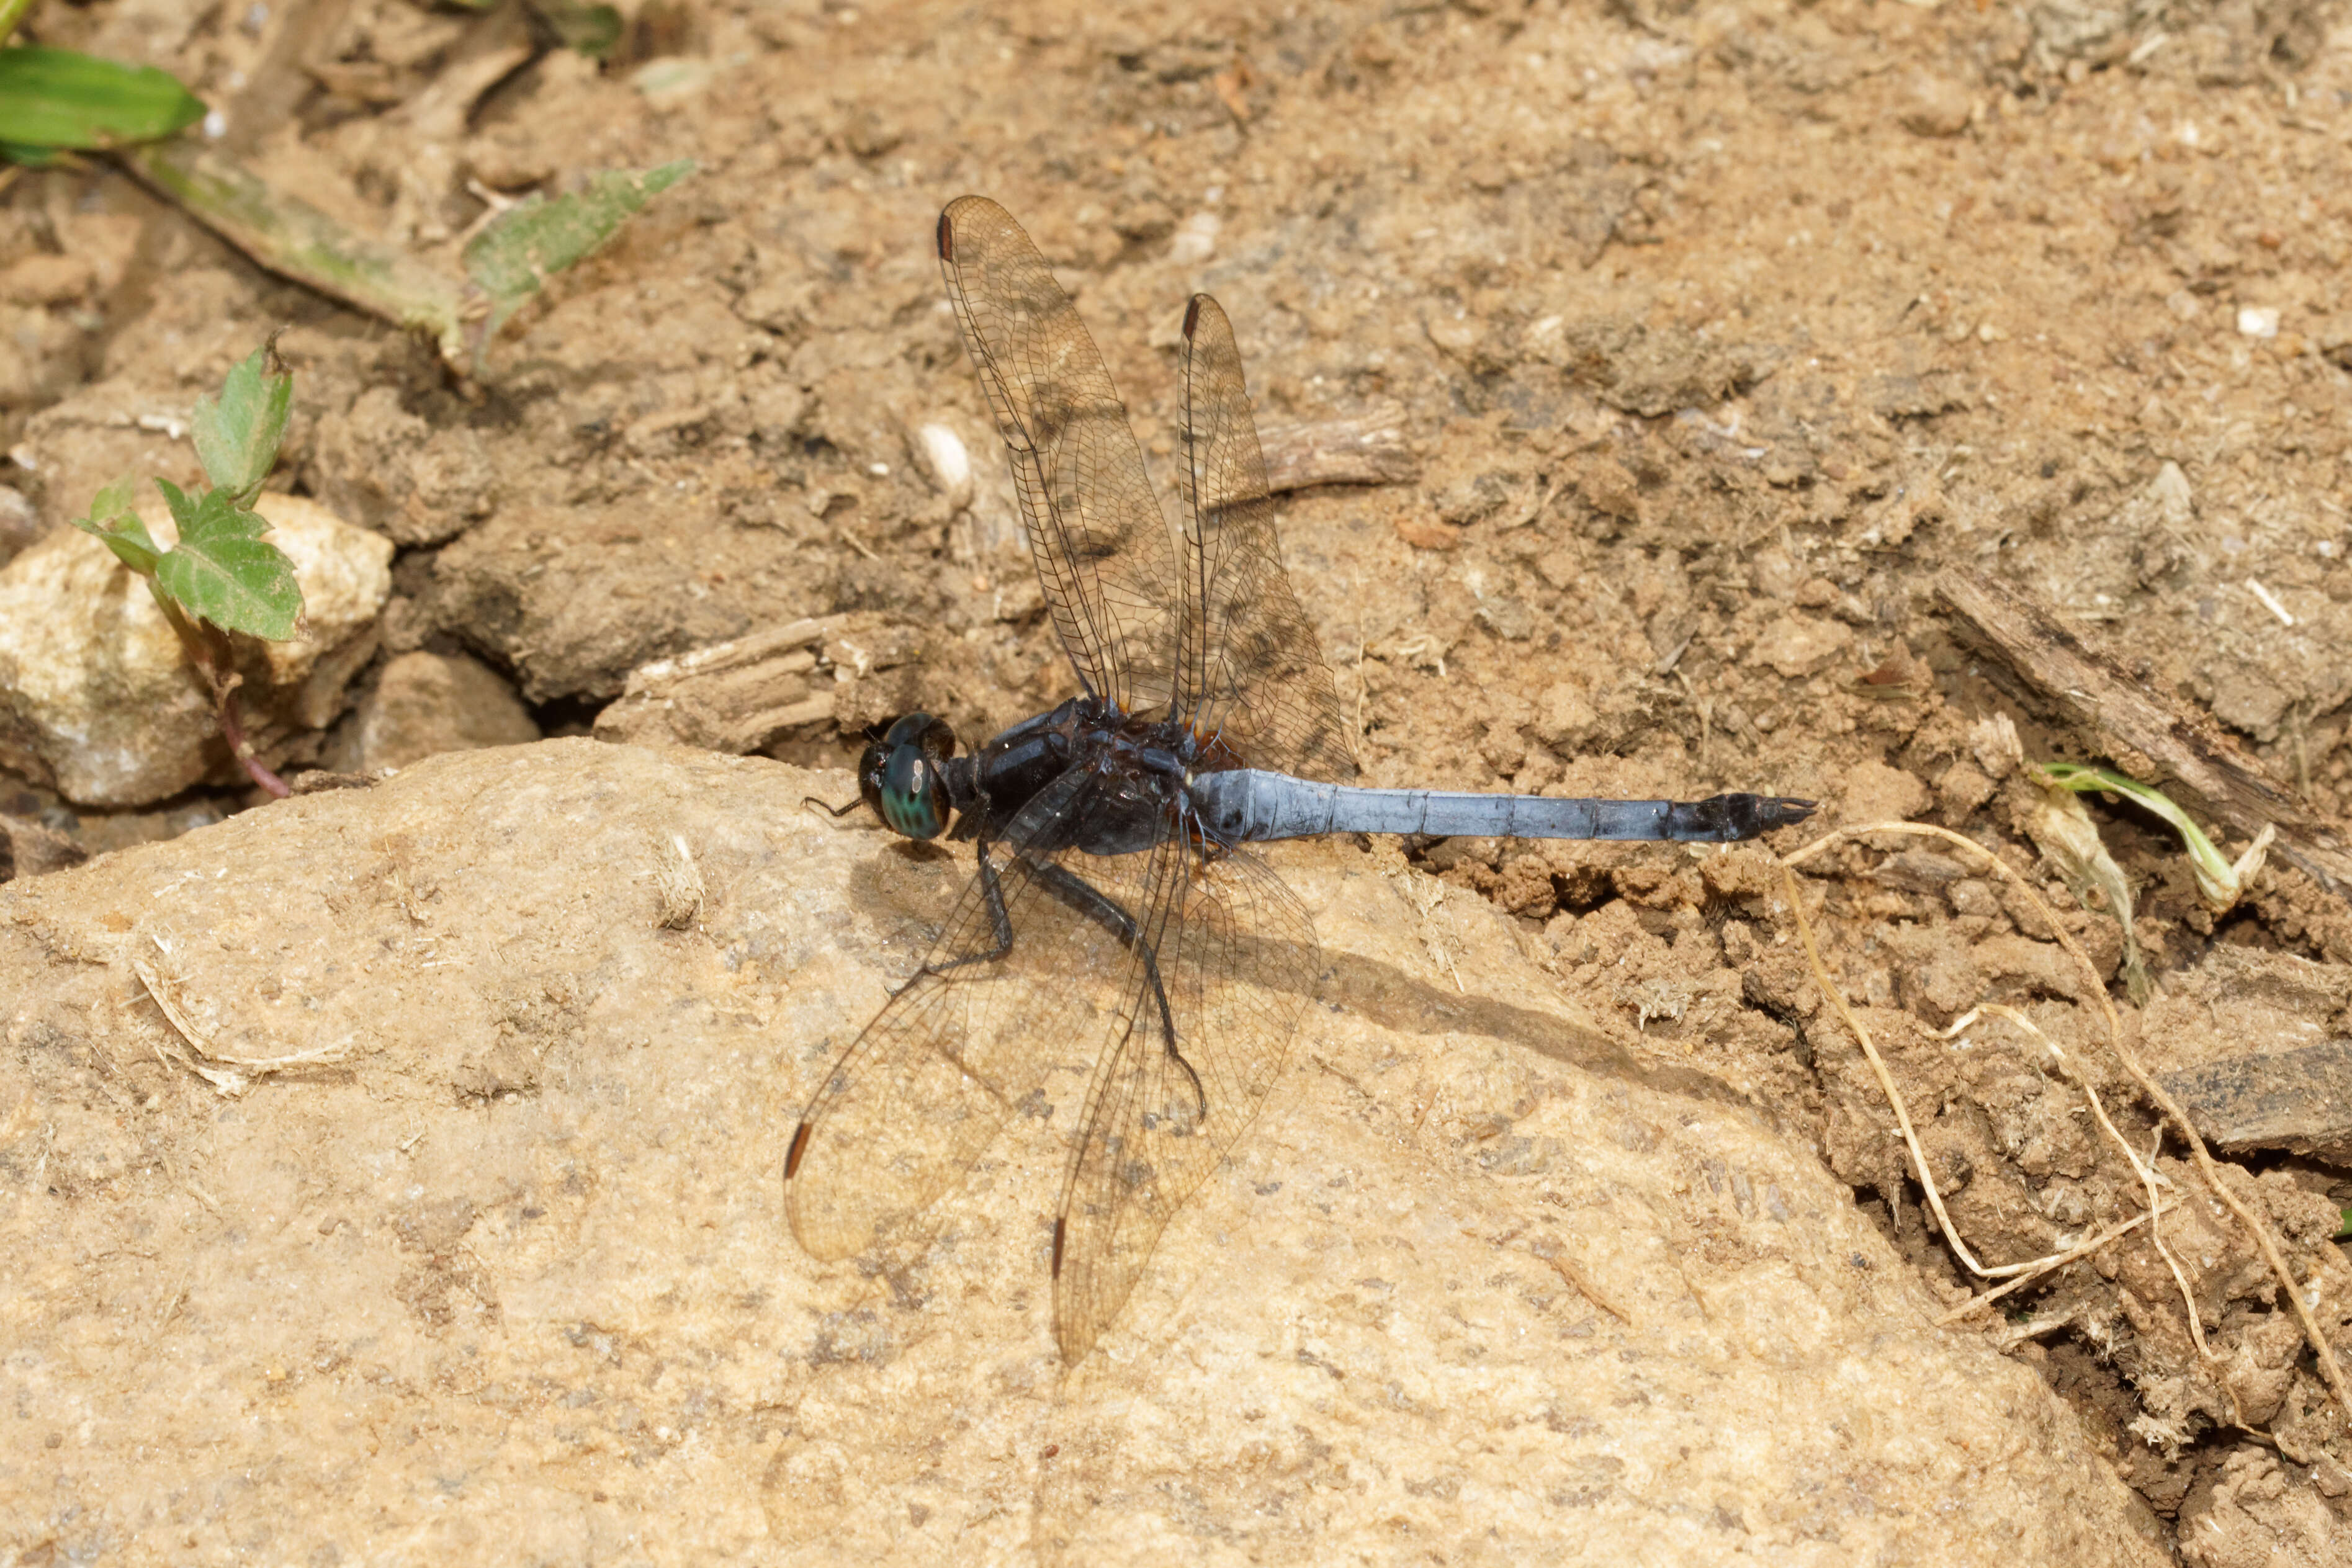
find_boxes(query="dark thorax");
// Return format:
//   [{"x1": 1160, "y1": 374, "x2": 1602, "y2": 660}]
[{"x1": 948, "y1": 697, "x2": 1213, "y2": 858}]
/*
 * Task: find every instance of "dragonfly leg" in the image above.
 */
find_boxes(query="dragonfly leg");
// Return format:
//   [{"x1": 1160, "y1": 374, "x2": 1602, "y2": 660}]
[
  {"x1": 896, "y1": 836, "x2": 1020, "y2": 994},
  {"x1": 1028, "y1": 860, "x2": 1208, "y2": 1134}
]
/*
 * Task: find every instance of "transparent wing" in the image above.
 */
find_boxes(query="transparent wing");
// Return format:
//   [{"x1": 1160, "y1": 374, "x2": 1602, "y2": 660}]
[
  {"x1": 786, "y1": 766, "x2": 1159, "y2": 1263},
  {"x1": 938, "y1": 195, "x2": 1181, "y2": 717},
  {"x1": 1053, "y1": 835, "x2": 1321, "y2": 1364},
  {"x1": 1177, "y1": 293, "x2": 1357, "y2": 783}
]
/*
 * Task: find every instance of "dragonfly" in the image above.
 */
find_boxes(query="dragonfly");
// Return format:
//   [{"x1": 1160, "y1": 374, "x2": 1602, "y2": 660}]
[{"x1": 784, "y1": 195, "x2": 1815, "y2": 1364}]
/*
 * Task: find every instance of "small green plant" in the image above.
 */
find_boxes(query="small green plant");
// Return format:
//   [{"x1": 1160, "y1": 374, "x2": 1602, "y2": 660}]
[
  {"x1": 71, "y1": 343, "x2": 306, "y2": 798},
  {"x1": 2034, "y1": 763, "x2": 2274, "y2": 914},
  {"x1": 2, "y1": 3, "x2": 683, "y2": 377}
]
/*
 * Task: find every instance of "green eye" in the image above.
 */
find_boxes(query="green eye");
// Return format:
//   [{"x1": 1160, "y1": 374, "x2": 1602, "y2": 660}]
[
  {"x1": 867, "y1": 714, "x2": 955, "y2": 840},
  {"x1": 879, "y1": 744, "x2": 948, "y2": 839}
]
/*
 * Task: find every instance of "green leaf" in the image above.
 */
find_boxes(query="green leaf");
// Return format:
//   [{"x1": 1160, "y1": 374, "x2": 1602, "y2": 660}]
[
  {"x1": 153, "y1": 476, "x2": 202, "y2": 537},
  {"x1": 69, "y1": 478, "x2": 163, "y2": 574},
  {"x1": 461, "y1": 159, "x2": 694, "y2": 340},
  {"x1": 0, "y1": 141, "x2": 71, "y2": 169},
  {"x1": 191, "y1": 345, "x2": 292, "y2": 500},
  {"x1": 0, "y1": 47, "x2": 207, "y2": 150},
  {"x1": 177, "y1": 486, "x2": 272, "y2": 545},
  {"x1": 153, "y1": 529, "x2": 303, "y2": 641},
  {"x1": 531, "y1": 0, "x2": 623, "y2": 58}
]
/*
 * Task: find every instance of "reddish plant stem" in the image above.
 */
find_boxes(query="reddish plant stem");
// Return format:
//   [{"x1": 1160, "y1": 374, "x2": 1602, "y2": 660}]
[
  {"x1": 155, "y1": 592, "x2": 290, "y2": 799},
  {"x1": 213, "y1": 674, "x2": 290, "y2": 797}
]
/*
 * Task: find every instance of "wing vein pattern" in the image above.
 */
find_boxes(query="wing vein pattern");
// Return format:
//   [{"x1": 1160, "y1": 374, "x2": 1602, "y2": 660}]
[
  {"x1": 788, "y1": 766, "x2": 1134, "y2": 1263},
  {"x1": 1178, "y1": 293, "x2": 1357, "y2": 782},
  {"x1": 1053, "y1": 835, "x2": 1319, "y2": 1363},
  {"x1": 940, "y1": 195, "x2": 1180, "y2": 717}
]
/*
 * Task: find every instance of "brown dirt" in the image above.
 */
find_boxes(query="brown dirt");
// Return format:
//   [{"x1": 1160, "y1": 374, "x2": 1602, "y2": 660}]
[{"x1": 5, "y1": 0, "x2": 2352, "y2": 1555}]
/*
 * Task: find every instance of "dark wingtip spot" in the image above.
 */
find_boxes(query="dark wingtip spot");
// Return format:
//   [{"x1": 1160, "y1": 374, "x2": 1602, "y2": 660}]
[
  {"x1": 1051, "y1": 1215, "x2": 1067, "y2": 1278},
  {"x1": 936, "y1": 210, "x2": 954, "y2": 262},
  {"x1": 1182, "y1": 295, "x2": 1203, "y2": 339},
  {"x1": 784, "y1": 1121, "x2": 814, "y2": 1179}
]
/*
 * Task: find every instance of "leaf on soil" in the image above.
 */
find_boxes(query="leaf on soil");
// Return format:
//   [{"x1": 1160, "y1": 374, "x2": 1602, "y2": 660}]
[
  {"x1": 2023, "y1": 779, "x2": 2150, "y2": 1006},
  {"x1": 460, "y1": 159, "x2": 694, "y2": 340},
  {"x1": 191, "y1": 345, "x2": 293, "y2": 500},
  {"x1": 0, "y1": 46, "x2": 207, "y2": 152},
  {"x1": 69, "y1": 478, "x2": 163, "y2": 574}
]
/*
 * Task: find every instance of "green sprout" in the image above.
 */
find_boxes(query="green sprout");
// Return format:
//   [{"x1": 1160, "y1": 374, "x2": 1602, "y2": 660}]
[
  {"x1": 2024, "y1": 781, "x2": 2152, "y2": 1005},
  {"x1": 3, "y1": 2, "x2": 683, "y2": 377},
  {"x1": 0, "y1": 43, "x2": 204, "y2": 165},
  {"x1": 123, "y1": 144, "x2": 694, "y2": 375},
  {"x1": 70, "y1": 343, "x2": 306, "y2": 797},
  {"x1": 2035, "y1": 763, "x2": 2275, "y2": 915}
]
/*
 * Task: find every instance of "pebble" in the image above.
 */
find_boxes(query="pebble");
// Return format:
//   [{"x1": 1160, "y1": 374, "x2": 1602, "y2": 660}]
[
  {"x1": 910, "y1": 421, "x2": 974, "y2": 511},
  {"x1": 1897, "y1": 72, "x2": 1973, "y2": 138},
  {"x1": 1169, "y1": 212, "x2": 1220, "y2": 266}
]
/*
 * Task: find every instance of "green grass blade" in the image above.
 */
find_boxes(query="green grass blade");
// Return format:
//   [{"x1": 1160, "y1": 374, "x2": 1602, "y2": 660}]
[
  {"x1": 153, "y1": 531, "x2": 303, "y2": 640},
  {"x1": 461, "y1": 159, "x2": 694, "y2": 339},
  {"x1": 118, "y1": 140, "x2": 470, "y2": 364},
  {"x1": 0, "y1": 46, "x2": 206, "y2": 148},
  {"x1": 192, "y1": 346, "x2": 292, "y2": 500},
  {"x1": 2034, "y1": 761, "x2": 2258, "y2": 911}
]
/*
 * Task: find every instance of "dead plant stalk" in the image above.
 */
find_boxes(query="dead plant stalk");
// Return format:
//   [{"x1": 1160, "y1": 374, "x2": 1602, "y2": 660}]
[{"x1": 1778, "y1": 820, "x2": 2350, "y2": 1425}]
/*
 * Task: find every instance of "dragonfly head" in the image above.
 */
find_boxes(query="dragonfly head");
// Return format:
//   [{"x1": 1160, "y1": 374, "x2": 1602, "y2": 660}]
[{"x1": 858, "y1": 713, "x2": 958, "y2": 840}]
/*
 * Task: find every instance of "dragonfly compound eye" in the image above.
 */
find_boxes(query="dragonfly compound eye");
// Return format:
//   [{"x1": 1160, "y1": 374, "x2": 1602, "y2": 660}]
[{"x1": 875, "y1": 713, "x2": 954, "y2": 840}]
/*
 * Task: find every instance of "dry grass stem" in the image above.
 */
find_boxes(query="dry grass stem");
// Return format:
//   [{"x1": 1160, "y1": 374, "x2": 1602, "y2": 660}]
[
  {"x1": 1780, "y1": 820, "x2": 2350, "y2": 1423},
  {"x1": 1934, "y1": 1206, "x2": 2173, "y2": 1326},
  {"x1": 133, "y1": 939, "x2": 356, "y2": 1096}
]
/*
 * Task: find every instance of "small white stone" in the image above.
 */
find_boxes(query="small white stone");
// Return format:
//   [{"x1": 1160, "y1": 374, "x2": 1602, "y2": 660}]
[
  {"x1": 1169, "y1": 212, "x2": 1221, "y2": 266},
  {"x1": 2236, "y1": 305, "x2": 2280, "y2": 339},
  {"x1": 912, "y1": 423, "x2": 973, "y2": 511}
]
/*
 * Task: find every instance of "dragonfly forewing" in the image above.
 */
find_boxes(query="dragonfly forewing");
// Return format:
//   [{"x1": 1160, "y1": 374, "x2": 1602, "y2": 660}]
[
  {"x1": 1177, "y1": 294, "x2": 1357, "y2": 784},
  {"x1": 938, "y1": 195, "x2": 1182, "y2": 718}
]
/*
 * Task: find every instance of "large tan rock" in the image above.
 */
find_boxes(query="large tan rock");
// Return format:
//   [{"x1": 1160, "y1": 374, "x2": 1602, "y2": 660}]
[
  {"x1": 0, "y1": 494, "x2": 392, "y2": 805},
  {"x1": 0, "y1": 740, "x2": 2165, "y2": 1564}
]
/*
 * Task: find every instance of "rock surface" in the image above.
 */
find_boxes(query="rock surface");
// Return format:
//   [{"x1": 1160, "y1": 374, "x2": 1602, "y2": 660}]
[
  {"x1": 0, "y1": 740, "x2": 2165, "y2": 1564},
  {"x1": 322, "y1": 648, "x2": 540, "y2": 774},
  {"x1": 0, "y1": 493, "x2": 392, "y2": 805}
]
